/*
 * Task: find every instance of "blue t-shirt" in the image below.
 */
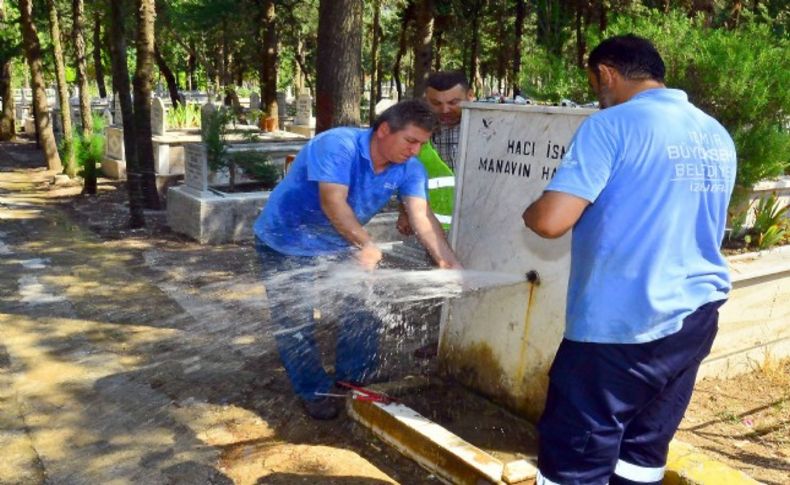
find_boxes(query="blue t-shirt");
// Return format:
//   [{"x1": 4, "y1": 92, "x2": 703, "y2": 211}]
[
  {"x1": 546, "y1": 88, "x2": 736, "y2": 343},
  {"x1": 253, "y1": 127, "x2": 428, "y2": 256}
]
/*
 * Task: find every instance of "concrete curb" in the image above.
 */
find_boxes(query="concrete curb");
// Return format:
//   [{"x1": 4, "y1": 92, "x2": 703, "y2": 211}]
[{"x1": 665, "y1": 440, "x2": 761, "y2": 485}]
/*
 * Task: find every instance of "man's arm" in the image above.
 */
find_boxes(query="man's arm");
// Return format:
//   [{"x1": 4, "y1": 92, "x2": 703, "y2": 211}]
[
  {"x1": 402, "y1": 196, "x2": 462, "y2": 269},
  {"x1": 319, "y1": 182, "x2": 381, "y2": 269},
  {"x1": 522, "y1": 191, "x2": 590, "y2": 239}
]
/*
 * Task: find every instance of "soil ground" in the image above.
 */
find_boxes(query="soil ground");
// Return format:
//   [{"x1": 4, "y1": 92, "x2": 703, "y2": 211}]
[{"x1": 1, "y1": 138, "x2": 787, "y2": 484}]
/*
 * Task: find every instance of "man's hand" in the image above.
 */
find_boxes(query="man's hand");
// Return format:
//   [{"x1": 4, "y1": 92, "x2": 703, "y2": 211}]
[
  {"x1": 396, "y1": 208, "x2": 414, "y2": 235},
  {"x1": 356, "y1": 242, "x2": 383, "y2": 271}
]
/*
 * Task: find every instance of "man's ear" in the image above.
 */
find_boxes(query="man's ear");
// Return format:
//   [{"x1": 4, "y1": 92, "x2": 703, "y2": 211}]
[
  {"x1": 466, "y1": 89, "x2": 475, "y2": 101},
  {"x1": 598, "y1": 64, "x2": 618, "y2": 87},
  {"x1": 377, "y1": 121, "x2": 391, "y2": 138}
]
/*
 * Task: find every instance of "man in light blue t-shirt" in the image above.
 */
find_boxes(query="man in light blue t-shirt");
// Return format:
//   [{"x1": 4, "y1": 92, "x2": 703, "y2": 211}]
[
  {"x1": 253, "y1": 99, "x2": 461, "y2": 420},
  {"x1": 523, "y1": 35, "x2": 736, "y2": 485}
]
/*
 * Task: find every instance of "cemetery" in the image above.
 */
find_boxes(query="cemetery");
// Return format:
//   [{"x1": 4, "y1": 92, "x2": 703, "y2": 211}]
[{"x1": 0, "y1": 0, "x2": 787, "y2": 484}]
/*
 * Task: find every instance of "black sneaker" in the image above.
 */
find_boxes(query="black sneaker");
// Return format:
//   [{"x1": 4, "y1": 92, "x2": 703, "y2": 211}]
[{"x1": 301, "y1": 396, "x2": 342, "y2": 420}]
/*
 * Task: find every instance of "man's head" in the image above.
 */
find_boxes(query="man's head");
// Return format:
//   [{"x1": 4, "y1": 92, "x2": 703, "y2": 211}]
[
  {"x1": 372, "y1": 99, "x2": 437, "y2": 164},
  {"x1": 424, "y1": 71, "x2": 474, "y2": 127},
  {"x1": 587, "y1": 34, "x2": 666, "y2": 108}
]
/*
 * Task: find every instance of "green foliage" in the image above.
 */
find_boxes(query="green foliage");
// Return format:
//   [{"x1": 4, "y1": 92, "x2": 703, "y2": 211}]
[
  {"x1": 520, "y1": 49, "x2": 590, "y2": 103},
  {"x1": 201, "y1": 108, "x2": 231, "y2": 172},
  {"x1": 228, "y1": 151, "x2": 280, "y2": 189},
  {"x1": 74, "y1": 118, "x2": 106, "y2": 184},
  {"x1": 167, "y1": 102, "x2": 201, "y2": 129},
  {"x1": 751, "y1": 192, "x2": 789, "y2": 249}
]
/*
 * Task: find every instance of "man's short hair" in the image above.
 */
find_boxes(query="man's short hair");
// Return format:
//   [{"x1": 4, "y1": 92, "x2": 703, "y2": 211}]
[
  {"x1": 588, "y1": 34, "x2": 665, "y2": 82},
  {"x1": 426, "y1": 71, "x2": 471, "y2": 92},
  {"x1": 373, "y1": 99, "x2": 438, "y2": 133}
]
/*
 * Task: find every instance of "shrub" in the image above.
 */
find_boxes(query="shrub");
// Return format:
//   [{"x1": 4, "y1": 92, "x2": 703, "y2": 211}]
[
  {"x1": 74, "y1": 117, "x2": 106, "y2": 195},
  {"x1": 167, "y1": 102, "x2": 201, "y2": 129},
  {"x1": 228, "y1": 151, "x2": 280, "y2": 189}
]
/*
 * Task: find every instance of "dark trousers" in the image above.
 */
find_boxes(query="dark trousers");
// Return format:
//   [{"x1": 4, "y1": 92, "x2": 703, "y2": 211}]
[
  {"x1": 537, "y1": 300, "x2": 724, "y2": 485},
  {"x1": 255, "y1": 238, "x2": 381, "y2": 401}
]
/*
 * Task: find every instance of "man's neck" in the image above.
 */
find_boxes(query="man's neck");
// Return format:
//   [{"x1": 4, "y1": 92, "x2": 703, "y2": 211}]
[{"x1": 620, "y1": 79, "x2": 665, "y2": 104}]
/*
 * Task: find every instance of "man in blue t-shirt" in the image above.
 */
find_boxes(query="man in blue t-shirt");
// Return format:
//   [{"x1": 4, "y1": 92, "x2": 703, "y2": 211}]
[
  {"x1": 253, "y1": 99, "x2": 461, "y2": 420},
  {"x1": 522, "y1": 35, "x2": 736, "y2": 484}
]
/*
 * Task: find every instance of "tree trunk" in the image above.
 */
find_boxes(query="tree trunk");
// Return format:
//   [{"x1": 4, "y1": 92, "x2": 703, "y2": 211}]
[
  {"x1": 412, "y1": 0, "x2": 434, "y2": 98},
  {"x1": 93, "y1": 11, "x2": 107, "y2": 98},
  {"x1": 108, "y1": 0, "x2": 145, "y2": 227},
  {"x1": 315, "y1": 0, "x2": 362, "y2": 133},
  {"x1": 133, "y1": 0, "x2": 161, "y2": 210},
  {"x1": 188, "y1": 44, "x2": 197, "y2": 90},
  {"x1": 47, "y1": 0, "x2": 76, "y2": 176},
  {"x1": 19, "y1": 0, "x2": 62, "y2": 172},
  {"x1": 73, "y1": 0, "x2": 93, "y2": 136},
  {"x1": 0, "y1": 60, "x2": 13, "y2": 140},
  {"x1": 0, "y1": 1, "x2": 16, "y2": 141},
  {"x1": 260, "y1": 0, "x2": 278, "y2": 121},
  {"x1": 512, "y1": 0, "x2": 525, "y2": 98},
  {"x1": 154, "y1": 45, "x2": 180, "y2": 107},
  {"x1": 575, "y1": 0, "x2": 585, "y2": 69},
  {"x1": 393, "y1": 2, "x2": 414, "y2": 101},
  {"x1": 469, "y1": 0, "x2": 483, "y2": 96},
  {"x1": 368, "y1": 0, "x2": 381, "y2": 124}
]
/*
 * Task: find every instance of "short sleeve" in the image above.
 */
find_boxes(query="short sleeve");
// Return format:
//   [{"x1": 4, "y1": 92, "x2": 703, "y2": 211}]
[
  {"x1": 398, "y1": 158, "x2": 429, "y2": 199},
  {"x1": 306, "y1": 133, "x2": 355, "y2": 185},
  {"x1": 545, "y1": 117, "x2": 617, "y2": 203}
]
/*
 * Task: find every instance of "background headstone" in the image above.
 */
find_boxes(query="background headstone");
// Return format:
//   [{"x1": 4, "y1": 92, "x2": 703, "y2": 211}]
[
  {"x1": 249, "y1": 92, "x2": 260, "y2": 110},
  {"x1": 151, "y1": 96, "x2": 166, "y2": 135},
  {"x1": 184, "y1": 143, "x2": 209, "y2": 193},
  {"x1": 113, "y1": 95, "x2": 123, "y2": 126},
  {"x1": 200, "y1": 101, "x2": 217, "y2": 140},
  {"x1": 276, "y1": 91, "x2": 287, "y2": 121},
  {"x1": 374, "y1": 96, "x2": 397, "y2": 116},
  {"x1": 294, "y1": 94, "x2": 312, "y2": 126},
  {"x1": 101, "y1": 108, "x2": 113, "y2": 131}
]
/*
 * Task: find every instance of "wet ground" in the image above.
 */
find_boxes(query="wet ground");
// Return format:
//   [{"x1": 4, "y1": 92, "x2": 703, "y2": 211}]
[{"x1": 0, "y1": 139, "x2": 445, "y2": 484}]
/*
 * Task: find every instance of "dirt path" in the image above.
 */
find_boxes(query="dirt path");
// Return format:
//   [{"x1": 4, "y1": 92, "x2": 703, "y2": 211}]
[{"x1": 0, "y1": 140, "x2": 436, "y2": 484}]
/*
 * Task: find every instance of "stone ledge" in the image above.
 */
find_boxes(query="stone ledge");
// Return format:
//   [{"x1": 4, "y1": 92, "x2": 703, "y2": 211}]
[{"x1": 665, "y1": 440, "x2": 760, "y2": 485}]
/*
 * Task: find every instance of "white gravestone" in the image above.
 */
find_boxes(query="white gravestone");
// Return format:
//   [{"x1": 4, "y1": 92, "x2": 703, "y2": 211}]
[
  {"x1": 113, "y1": 94, "x2": 123, "y2": 126},
  {"x1": 151, "y1": 96, "x2": 166, "y2": 135},
  {"x1": 276, "y1": 91, "x2": 287, "y2": 121},
  {"x1": 105, "y1": 127, "x2": 125, "y2": 161},
  {"x1": 294, "y1": 94, "x2": 313, "y2": 126},
  {"x1": 101, "y1": 108, "x2": 113, "y2": 131},
  {"x1": 374, "y1": 97, "x2": 397, "y2": 116},
  {"x1": 184, "y1": 143, "x2": 209, "y2": 193},
  {"x1": 439, "y1": 103, "x2": 595, "y2": 421},
  {"x1": 200, "y1": 101, "x2": 217, "y2": 137},
  {"x1": 249, "y1": 92, "x2": 260, "y2": 110}
]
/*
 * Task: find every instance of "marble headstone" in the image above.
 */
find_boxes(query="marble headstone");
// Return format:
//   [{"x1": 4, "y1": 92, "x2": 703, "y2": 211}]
[
  {"x1": 200, "y1": 102, "x2": 217, "y2": 140},
  {"x1": 374, "y1": 97, "x2": 397, "y2": 116},
  {"x1": 113, "y1": 95, "x2": 123, "y2": 126},
  {"x1": 101, "y1": 108, "x2": 113, "y2": 130},
  {"x1": 184, "y1": 143, "x2": 209, "y2": 193},
  {"x1": 249, "y1": 92, "x2": 260, "y2": 110},
  {"x1": 294, "y1": 94, "x2": 312, "y2": 126},
  {"x1": 276, "y1": 91, "x2": 287, "y2": 121},
  {"x1": 151, "y1": 96, "x2": 166, "y2": 135},
  {"x1": 440, "y1": 103, "x2": 596, "y2": 421}
]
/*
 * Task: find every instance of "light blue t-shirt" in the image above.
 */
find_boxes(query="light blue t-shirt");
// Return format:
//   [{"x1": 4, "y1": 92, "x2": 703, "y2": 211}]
[
  {"x1": 546, "y1": 88, "x2": 736, "y2": 343},
  {"x1": 253, "y1": 127, "x2": 428, "y2": 256}
]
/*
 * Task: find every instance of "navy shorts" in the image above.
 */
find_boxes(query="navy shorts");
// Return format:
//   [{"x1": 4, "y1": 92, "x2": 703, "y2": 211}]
[{"x1": 536, "y1": 300, "x2": 723, "y2": 485}]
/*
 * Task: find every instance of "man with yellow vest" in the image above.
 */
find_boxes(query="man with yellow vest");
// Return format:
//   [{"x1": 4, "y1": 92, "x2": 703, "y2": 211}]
[{"x1": 397, "y1": 71, "x2": 475, "y2": 234}]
